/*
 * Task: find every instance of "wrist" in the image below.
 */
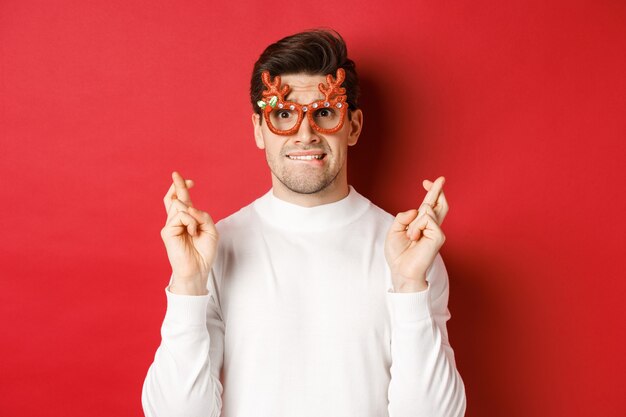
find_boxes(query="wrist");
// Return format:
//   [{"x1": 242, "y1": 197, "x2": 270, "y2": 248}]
[
  {"x1": 169, "y1": 279, "x2": 208, "y2": 296},
  {"x1": 391, "y1": 274, "x2": 428, "y2": 293}
]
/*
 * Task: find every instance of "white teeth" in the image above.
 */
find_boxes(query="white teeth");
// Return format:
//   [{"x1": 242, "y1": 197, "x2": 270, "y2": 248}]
[{"x1": 288, "y1": 155, "x2": 324, "y2": 160}]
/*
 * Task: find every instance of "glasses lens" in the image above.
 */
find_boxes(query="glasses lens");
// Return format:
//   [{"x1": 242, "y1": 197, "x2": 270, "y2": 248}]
[
  {"x1": 311, "y1": 107, "x2": 342, "y2": 130},
  {"x1": 268, "y1": 109, "x2": 299, "y2": 132}
]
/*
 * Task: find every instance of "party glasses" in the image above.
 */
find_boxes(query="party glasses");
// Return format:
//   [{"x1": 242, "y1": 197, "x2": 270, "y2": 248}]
[{"x1": 257, "y1": 68, "x2": 349, "y2": 136}]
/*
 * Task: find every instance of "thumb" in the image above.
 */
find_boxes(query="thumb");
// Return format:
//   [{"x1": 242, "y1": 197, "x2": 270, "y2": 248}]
[{"x1": 390, "y1": 209, "x2": 419, "y2": 233}]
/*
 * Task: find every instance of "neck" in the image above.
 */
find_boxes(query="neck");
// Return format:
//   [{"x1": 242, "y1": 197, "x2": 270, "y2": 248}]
[{"x1": 270, "y1": 171, "x2": 350, "y2": 208}]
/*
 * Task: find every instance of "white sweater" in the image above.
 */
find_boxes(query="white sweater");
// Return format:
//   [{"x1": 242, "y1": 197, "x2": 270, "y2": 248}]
[{"x1": 142, "y1": 186, "x2": 466, "y2": 417}]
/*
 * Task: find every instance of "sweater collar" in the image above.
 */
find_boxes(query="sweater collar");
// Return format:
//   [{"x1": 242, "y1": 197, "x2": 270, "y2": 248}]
[{"x1": 253, "y1": 185, "x2": 371, "y2": 232}]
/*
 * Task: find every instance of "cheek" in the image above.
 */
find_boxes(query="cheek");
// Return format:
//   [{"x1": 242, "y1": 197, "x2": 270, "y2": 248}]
[
  {"x1": 259, "y1": 126, "x2": 285, "y2": 155},
  {"x1": 262, "y1": 139, "x2": 286, "y2": 160},
  {"x1": 328, "y1": 136, "x2": 350, "y2": 159}
]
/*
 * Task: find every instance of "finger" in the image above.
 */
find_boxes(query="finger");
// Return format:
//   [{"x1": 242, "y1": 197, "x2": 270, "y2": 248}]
[
  {"x1": 390, "y1": 209, "x2": 419, "y2": 233},
  {"x1": 422, "y1": 176, "x2": 445, "y2": 207},
  {"x1": 417, "y1": 177, "x2": 444, "y2": 218},
  {"x1": 172, "y1": 171, "x2": 193, "y2": 206},
  {"x1": 419, "y1": 198, "x2": 445, "y2": 226},
  {"x1": 163, "y1": 178, "x2": 194, "y2": 212},
  {"x1": 163, "y1": 210, "x2": 199, "y2": 237},
  {"x1": 422, "y1": 179, "x2": 433, "y2": 191},
  {"x1": 188, "y1": 207, "x2": 218, "y2": 236},
  {"x1": 436, "y1": 190, "x2": 449, "y2": 225},
  {"x1": 409, "y1": 211, "x2": 445, "y2": 244},
  {"x1": 408, "y1": 204, "x2": 436, "y2": 239},
  {"x1": 163, "y1": 179, "x2": 194, "y2": 204},
  {"x1": 167, "y1": 198, "x2": 190, "y2": 223}
]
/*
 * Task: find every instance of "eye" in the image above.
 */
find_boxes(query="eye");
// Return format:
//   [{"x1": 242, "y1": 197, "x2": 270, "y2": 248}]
[
  {"x1": 277, "y1": 110, "x2": 292, "y2": 119},
  {"x1": 314, "y1": 108, "x2": 335, "y2": 118}
]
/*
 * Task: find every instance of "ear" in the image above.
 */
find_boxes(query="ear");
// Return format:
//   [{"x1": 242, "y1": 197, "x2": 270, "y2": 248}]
[
  {"x1": 252, "y1": 113, "x2": 265, "y2": 150},
  {"x1": 347, "y1": 109, "x2": 363, "y2": 147}
]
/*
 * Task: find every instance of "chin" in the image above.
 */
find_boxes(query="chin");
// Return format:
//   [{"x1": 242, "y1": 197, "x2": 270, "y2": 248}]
[
  {"x1": 274, "y1": 170, "x2": 337, "y2": 195},
  {"x1": 267, "y1": 156, "x2": 343, "y2": 196},
  {"x1": 282, "y1": 178, "x2": 333, "y2": 195}
]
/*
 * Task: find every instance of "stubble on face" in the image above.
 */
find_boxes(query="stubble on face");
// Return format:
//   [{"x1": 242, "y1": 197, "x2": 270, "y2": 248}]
[{"x1": 265, "y1": 141, "x2": 344, "y2": 195}]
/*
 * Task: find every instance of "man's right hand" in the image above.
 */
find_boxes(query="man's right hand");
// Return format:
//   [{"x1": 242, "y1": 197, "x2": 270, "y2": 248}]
[{"x1": 161, "y1": 171, "x2": 218, "y2": 295}]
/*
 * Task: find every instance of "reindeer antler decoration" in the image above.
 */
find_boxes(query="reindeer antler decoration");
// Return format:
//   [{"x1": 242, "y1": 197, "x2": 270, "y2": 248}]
[
  {"x1": 258, "y1": 72, "x2": 290, "y2": 109},
  {"x1": 318, "y1": 68, "x2": 347, "y2": 104}
]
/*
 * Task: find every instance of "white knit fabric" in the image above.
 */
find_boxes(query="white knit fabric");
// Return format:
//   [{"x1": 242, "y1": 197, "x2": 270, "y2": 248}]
[{"x1": 143, "y1": 186, "x2": 466, "y2": 417}]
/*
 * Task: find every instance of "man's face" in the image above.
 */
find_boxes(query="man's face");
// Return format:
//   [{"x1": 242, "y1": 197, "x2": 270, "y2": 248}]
[{"x1": 252, "y1": 72, "x2": 363, "y2": 196}]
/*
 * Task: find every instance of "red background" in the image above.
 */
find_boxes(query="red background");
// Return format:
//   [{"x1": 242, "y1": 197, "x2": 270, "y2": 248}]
[{"x1": 1, "y1": 1, "x2": 624, "y2": 416}]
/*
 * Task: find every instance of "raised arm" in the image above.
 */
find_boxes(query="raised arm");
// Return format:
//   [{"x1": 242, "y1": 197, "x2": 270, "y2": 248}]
[
  {"x1": 384, "y1": 177, "x2": 466, "y2": 416},
  {"x1": 142, "y1": 172, "x2": 224, "y2": 417}
]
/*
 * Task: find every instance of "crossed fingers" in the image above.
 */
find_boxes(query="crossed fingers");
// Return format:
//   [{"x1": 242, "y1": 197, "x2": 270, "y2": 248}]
[
  {"x1": 405, "y1": 176, "x2": 448, "y2": 241},
  {"x1": 161, "y1": 171, "x2": 210, "y2": 237},
  {"x1": 163, "y1": 171, "x2": 194, "y2": 212},
  {"x1": 417, "y1": 176, "x2": 449, "y2": 225}
]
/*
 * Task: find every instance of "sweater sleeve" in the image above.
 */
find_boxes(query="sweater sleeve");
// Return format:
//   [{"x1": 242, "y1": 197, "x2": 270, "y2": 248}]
[
  {"x1": 142, "y1": 272, "x2": 225, "y2": 417},
  {"x1": 386, "y1": 253, "x2": 467, "y2": 417}
]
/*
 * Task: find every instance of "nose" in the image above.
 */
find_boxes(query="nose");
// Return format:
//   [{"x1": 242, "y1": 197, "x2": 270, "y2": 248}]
[{"x1": 294, "y1": 116, "x2": 320, "y2": 145}]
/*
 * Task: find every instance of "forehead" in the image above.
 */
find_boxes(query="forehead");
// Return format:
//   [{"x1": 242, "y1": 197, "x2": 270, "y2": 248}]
[{"x1": 280, "y1": 73, "x2": 327, "y2": 102}]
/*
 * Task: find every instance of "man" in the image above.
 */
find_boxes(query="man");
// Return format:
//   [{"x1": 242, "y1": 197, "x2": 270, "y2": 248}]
[{"x1": 143, "y1": 29, "x2": 466, "y2": 417}]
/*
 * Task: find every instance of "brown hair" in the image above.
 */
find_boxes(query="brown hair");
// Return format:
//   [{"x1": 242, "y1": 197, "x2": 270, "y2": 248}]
[{"x1": 250, "y1": 29, "x2": 360, "y2": 118}]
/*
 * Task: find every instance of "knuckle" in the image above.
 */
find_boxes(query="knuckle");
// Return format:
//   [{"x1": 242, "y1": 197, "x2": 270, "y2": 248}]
[
  {"x1": 181, "y1": 212, "x2": 195, "y2": 223},
  {"x1": 171, "y1": 199, "x2": 187, "y2": 212},
  {"x1": 170, "y1": 210, "x2": 184, "y2": 223}
]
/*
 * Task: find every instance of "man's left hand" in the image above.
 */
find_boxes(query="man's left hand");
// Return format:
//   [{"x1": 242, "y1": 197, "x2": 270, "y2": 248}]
[{"x1": 384, "y1": 176, "x2": 449, "y2": 293}]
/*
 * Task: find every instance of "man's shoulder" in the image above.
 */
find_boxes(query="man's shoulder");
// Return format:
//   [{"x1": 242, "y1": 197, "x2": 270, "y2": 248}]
[
  {"x1": 365, "y1": 198, "x2": 394, "y2": 221},
  {"x1": 355, "y1": 191, "x2": 395, "y2": 225},
  {"x1": 214, "y1": 196, "x2": 260, "y2": 232}
]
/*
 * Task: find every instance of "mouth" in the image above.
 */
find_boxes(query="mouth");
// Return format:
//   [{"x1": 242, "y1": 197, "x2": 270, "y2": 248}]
[{"x1": 286, "y1": 154, "x2": 326, "y2": 161}]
